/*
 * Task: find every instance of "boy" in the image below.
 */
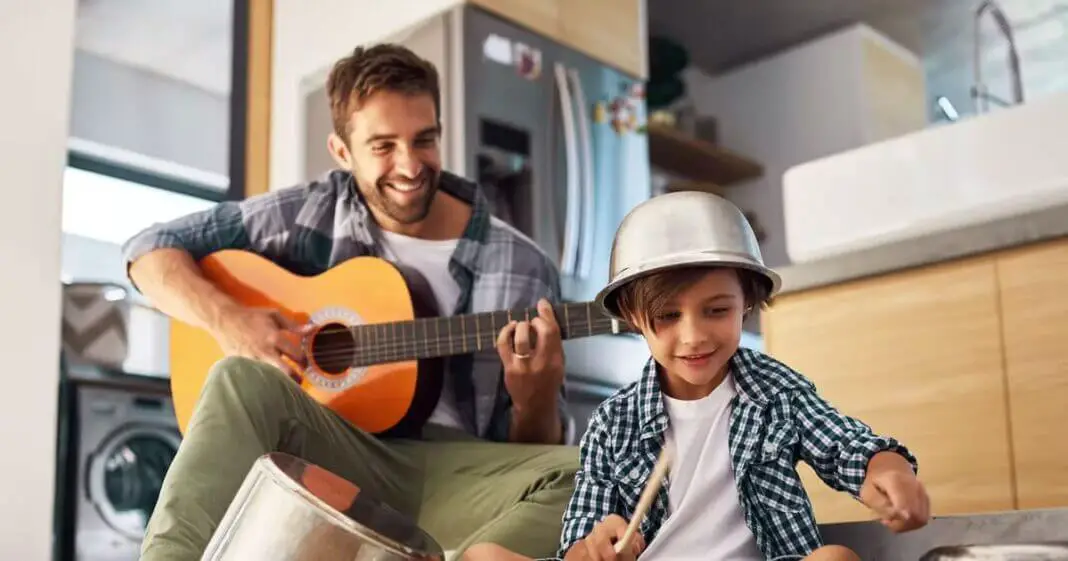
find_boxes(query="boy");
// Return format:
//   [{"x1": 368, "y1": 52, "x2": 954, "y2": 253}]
[{"x1": 464, "y1": 191, "x2": 930, "y2": 561}]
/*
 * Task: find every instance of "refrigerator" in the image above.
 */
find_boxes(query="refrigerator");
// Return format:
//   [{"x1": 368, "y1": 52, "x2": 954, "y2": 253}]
[{"x1": 303, "y1": 4, "x2": 652, "y2": 306}]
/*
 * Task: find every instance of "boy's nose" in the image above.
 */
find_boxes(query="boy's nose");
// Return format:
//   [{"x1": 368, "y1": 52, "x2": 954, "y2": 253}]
[{"x1": 678, "y1": 314, "x2": 707, "y2": 347}]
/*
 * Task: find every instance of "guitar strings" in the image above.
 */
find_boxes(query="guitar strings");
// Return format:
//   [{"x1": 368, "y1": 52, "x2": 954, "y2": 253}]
[
  {"x1": 309, "y1": 307, "x2": 610, "y2": 335},
  {"x1": 311, "y1": 316, "x2": 617, "y2": 338},
  {"x1": 298, "y1": 317, "x2": 619, "y2": 363},
  {"x1": 305, "y1": 317, "x2": 617, "y2": 357},
  {"x1": 306, "y1": 309, "x2": 618, "y2": 349},
  {"x1": 310, "y1": 304, "x2": 610, "y2": 337}
]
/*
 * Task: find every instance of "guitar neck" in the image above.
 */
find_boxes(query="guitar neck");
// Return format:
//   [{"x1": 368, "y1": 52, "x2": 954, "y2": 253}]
[{"x1": 345, "y1": 301, "x2": 626, "y2": 367}]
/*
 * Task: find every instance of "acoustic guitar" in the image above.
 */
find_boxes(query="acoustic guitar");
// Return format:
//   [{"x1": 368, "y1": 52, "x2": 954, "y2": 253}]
[{"x1": 170, "y1": 250, "x2": 632, "y2": 437}]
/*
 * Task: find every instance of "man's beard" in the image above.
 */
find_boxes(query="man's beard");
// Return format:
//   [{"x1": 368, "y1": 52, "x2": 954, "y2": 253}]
[{"x1": 360, "y1": 169, "x2": 440, "y2": 225}]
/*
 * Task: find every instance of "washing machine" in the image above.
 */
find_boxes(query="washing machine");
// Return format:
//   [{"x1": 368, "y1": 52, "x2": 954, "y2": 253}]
[{"x1": 72, "y1": 382, "x2": 181, "y2": 561}]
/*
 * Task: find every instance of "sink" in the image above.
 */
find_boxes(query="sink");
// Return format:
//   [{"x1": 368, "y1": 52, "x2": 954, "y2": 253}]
[{"x1": 782, "y1": 92, "x2": 1068, "y2": 264}]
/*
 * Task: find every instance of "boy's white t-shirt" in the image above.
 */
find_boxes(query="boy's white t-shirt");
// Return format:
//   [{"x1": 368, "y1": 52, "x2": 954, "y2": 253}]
[{"x1": 640, "y1": 374, "x2": 763, "y2": 561}]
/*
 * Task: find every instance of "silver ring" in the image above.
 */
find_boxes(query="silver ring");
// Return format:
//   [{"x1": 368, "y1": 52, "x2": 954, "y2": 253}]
[{"x1": 514, "y1": 352, "x2": 531, "y2": 359}]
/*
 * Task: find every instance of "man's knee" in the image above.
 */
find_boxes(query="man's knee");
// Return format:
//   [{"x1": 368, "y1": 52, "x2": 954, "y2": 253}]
[
  {"x1": 200, "y1": 356, "x2": 297, "y2": 409},
  {"x1": 538, "y1": 447, "x2": 580, "y2": 490}
]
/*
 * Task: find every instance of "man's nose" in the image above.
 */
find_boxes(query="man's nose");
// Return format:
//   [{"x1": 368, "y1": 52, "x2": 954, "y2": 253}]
[{"x1": 393, "y1": 145, "x2": 423, "y2": 179}]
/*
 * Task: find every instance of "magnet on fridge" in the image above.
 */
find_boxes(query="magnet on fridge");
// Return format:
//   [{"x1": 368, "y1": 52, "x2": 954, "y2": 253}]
[
  {"x1": 514, "y1": 42, "x2": 542, "y2": 80},
  {"x1": 593, "y1": 101, "x2": 606, "y2": 123}
]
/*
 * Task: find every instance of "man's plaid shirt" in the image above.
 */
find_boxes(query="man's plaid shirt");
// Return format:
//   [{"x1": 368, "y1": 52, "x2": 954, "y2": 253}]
[
  {"x1": 557, "y1": 347, "x2": 917, "y2": 559},
  {"x1": 122, "y1": 169, "x2": 572, "y2": 442}
]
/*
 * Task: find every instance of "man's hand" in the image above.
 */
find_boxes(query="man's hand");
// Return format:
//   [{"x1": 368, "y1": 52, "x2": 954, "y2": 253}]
[
  {"x1": 563, "y1": 515, "x2": 644, "y2": 561},
  {"x1": 860, "y1": 451, "x2": 931, "y2": 532},
  {"x1": 496, "y1": 298, "x2": 565, "y2": 443},
  {"x1": 211, "y1": 305, "x2": 308, "y2": 381}
]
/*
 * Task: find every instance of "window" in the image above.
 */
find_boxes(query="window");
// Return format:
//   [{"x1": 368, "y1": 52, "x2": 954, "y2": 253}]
[{"x1": 62, "y1": 166, "x2": 217, "y2": 246}]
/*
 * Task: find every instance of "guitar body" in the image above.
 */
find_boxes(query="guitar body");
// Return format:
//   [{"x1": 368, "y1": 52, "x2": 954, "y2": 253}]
[{"x1": 170, "y1": 250, "x2": 444, "y2": 438}]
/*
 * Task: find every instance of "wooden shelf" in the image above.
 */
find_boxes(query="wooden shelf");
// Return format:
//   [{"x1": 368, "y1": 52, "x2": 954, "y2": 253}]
[{"x1": 646, "y1": 125, "x2": 764, "y2": 186}]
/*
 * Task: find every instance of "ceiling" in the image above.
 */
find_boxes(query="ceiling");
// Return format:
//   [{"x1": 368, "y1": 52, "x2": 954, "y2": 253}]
[
  {"x1": 647, "y1": 0, "x2": 1067, "y2": 74},
  {"x1": 647, "y1": 0, "x2": 1068, "y2": 116},
  {"x1": 74, "y1": 0, "x2": 232, "y2": 96},
  {"x1": 70, "y1": 0, "x2": 1067, "y2": 105},
  {"x1": 647, "y1": 0, "x2": 913, "y2": 73}
]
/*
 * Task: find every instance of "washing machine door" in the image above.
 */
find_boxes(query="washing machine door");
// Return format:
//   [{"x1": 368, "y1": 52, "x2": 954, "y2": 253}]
[{"x1": 88, "y1": 423, "x2": 181, "y2": 541}]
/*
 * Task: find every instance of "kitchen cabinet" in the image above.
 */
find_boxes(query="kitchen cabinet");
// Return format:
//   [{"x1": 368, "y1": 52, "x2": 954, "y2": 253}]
[
  {"x1": 762, "y1": 256, "x2": 1016, "y2": 522},
  {"x1": 468, "y1": 0, "x2": 647, "y2": 78},
  {"x1": 995, "y1": 237, "x2": 1068, "y2": 510},
  {"x1": 763, "y1": 236, "x2": 1068, "y2": 522}
]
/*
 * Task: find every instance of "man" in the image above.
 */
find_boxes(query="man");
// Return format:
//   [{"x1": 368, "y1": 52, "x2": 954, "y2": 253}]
[{"x1": 124, "y1": 43, "x2": 580, "y2": 561}]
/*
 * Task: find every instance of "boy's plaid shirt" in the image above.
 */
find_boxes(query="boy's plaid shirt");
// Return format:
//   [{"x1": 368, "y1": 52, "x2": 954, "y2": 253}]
[
  {"x1": 557, "y1": 347, "x2": 917, "y2": 559},
  {"x1": 122, "y1": 169, "x2": 571, "y2": 442}
]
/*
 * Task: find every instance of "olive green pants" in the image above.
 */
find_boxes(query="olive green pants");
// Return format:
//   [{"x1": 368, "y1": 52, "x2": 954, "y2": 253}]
[{"x1": 141, "y1": 356, "x2": 580, "y2": 560}]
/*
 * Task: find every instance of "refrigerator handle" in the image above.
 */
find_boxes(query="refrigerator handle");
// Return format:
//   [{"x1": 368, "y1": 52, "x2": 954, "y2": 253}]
[
  {"x1": 554, "y1": 62, "x2": 581, "y2": 277},
  {"x1": 568, "y1": 68, "x2": 596, "y2": 279}
]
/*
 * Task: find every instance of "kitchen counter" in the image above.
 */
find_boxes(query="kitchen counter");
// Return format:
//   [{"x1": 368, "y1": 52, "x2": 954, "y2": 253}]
[
  {"x1": 775, "y1": 202, "x2": 1068, "y2": 295},
  {"x1": 820, "y1": 507, "x2": 1068, "y2": 561}
]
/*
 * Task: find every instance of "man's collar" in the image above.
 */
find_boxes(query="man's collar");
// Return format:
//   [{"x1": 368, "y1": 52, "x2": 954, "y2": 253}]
[{"x1": 440, "y1": 171, "x2": 490, "y2": 274}]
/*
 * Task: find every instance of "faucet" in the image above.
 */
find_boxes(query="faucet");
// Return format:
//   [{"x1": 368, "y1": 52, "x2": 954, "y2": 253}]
[{"x1": 972, "y1": 0, "x2": 1025, "y2": 113}]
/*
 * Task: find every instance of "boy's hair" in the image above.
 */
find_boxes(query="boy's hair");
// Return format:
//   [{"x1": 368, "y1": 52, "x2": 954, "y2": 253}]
[
  {"x1": 613, "y1": 266, "x2": 773, "y2": 332},
  {"x1": 325, "y1": 44, "x2": 441, "y2": 143}
]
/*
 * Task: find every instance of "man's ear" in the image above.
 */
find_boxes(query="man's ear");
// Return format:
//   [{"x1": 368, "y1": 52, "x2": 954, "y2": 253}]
[{"x1": 327, "y1": 132, "x2": 352, "y2": 170}]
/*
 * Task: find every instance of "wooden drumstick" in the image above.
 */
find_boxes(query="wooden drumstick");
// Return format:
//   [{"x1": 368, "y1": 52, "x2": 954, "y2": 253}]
[{"x1": 614, "y1": 443, "x2": 673, "y2": 555}]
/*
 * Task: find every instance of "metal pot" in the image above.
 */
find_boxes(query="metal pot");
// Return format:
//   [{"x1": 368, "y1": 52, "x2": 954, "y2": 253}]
[
  {"x1": 595, "y1": 191, "x2": 781, "y2": 320},
  {"x1": 202, "y1": 453, "x2": 444, "y2": 561},
  {"x1": 920, "y1": 542, "x2": 1068, "y2": 560}
]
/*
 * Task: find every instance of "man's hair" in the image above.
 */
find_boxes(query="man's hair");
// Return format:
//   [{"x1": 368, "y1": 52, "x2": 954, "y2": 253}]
[
  {"x1": 325, "y1": 44, "x2": 441, "y2": 142},
  {"x1": 613, "y1": 266, "x2": 773, "y2": 332}
]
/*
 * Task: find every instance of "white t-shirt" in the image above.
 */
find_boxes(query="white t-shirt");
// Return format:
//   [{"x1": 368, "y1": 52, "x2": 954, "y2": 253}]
[
  {"x1": 377, "y1": 230, "x2": 466, "y2": 431},
  {"x1": 640, "y1": 375, "x2": 763, "y2": 561}
]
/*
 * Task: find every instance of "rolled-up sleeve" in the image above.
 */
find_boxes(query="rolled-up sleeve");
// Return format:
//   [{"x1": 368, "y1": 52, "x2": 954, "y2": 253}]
[
  {"x1": 794, "y1": 389, "x2": 918, "y2": 498},
  {"x1": 121, "y1": 187, "x2": 309, "y2": 287}
]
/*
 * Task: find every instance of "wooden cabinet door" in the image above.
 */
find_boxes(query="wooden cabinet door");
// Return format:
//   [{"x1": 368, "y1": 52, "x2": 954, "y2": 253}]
[
  {"x1": 762, "y1": 257, "x2": 1015, "y2": 522},
  {"x1": 996, "y1": 238, "x2": 1068, "y2": 509},
  {"x1": 467, "y1": 0, "x2": 562, "y2": 39},
  {"x1": 558, "y1": 0, "x2": 647, "y2": 78}
]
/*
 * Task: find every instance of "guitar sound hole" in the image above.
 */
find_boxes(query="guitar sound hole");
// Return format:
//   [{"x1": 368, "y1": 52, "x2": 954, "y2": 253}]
[{"x1": 310, "y1": 322, "x2": 355, "y2": 375}]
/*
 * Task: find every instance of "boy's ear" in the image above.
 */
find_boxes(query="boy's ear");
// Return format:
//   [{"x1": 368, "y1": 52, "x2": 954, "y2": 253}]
[{"x1": 621, "y1": 311, "x2": 646, "y2": 334}]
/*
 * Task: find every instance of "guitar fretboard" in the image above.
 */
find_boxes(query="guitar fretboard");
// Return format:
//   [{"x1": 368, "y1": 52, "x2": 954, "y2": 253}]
[{"x1": 333, "y1": 301, "x2": 626, "y2": 367}]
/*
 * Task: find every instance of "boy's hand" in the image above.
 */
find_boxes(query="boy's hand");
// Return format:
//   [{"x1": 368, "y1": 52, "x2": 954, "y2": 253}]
[
  {"x1": 563, "y1": 515, "x2": 645, "y2": 561},
  {"x1": 860, "y1": 451, "x2": 931, "y2": 532}
]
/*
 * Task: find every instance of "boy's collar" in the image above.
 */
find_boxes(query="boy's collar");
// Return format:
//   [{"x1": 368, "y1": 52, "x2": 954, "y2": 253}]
[{"x1": 636, "y1": 348, "x2": 806, "y2": 440}]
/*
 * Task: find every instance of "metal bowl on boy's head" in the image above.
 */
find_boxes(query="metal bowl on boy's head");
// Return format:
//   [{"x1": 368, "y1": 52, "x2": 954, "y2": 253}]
[{"x1": 595, "y1": 190, "x2": 782, "y2": 321}]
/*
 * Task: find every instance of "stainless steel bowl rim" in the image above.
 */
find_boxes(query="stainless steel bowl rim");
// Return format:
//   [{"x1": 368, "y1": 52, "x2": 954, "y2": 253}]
[
  {"x1": 261, "y1": 455, "x2": 439, "y2": 558},
  {"x1": 595, "y1": 248, "x2": 782, "y2": 320}
]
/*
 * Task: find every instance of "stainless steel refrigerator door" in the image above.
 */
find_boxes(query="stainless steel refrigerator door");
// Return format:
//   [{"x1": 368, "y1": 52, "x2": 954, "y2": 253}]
[
  {"x1": 555, "y1": 51, "x2": 651, "y2": 302},
  {"x1": 461, "y1": 6, "x2": 581, "y2": 280}
]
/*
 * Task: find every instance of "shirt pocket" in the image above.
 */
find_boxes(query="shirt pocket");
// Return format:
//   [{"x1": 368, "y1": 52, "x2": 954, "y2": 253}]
[
  {"x1": 747, "y1": 420, "x2": 810, "y2": 513},
  {"x1": 611, "y1": 458, "x2": 648, "y2": 507},
  {"x1": 610, "y1": 454, "x2": 665, "y2": 536}
]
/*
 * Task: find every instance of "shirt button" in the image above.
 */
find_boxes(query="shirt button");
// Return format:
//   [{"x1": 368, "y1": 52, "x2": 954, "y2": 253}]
[{"x1": 630, "y1": 468, "x2": 641, "y2": 479}]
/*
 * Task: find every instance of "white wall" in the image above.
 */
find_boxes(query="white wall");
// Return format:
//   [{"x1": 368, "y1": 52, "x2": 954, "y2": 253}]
[
  {"x1": 680, "y1": 24, "x2": 924, "y2": 269},
  {"x1": 0, "y1": 0, "x2": 77, "y2": 557},
  {"x1": 271, "y1": 0, "x2": 465, "y2": 190}
]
